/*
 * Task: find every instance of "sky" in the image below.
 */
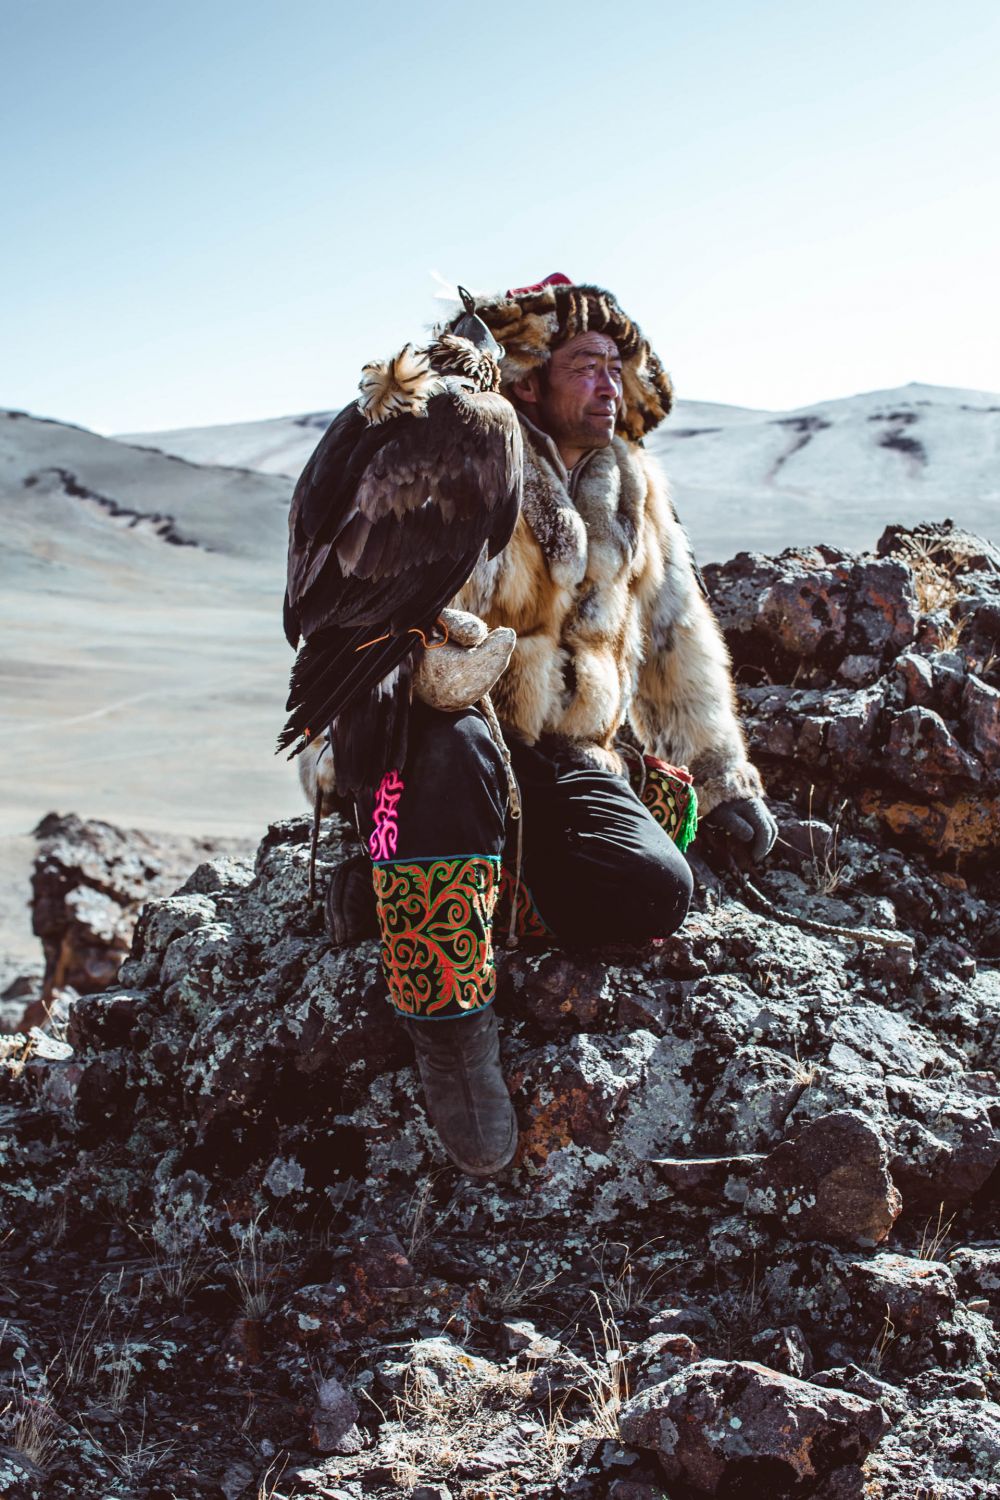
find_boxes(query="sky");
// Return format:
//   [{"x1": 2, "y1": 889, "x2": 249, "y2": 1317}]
[{"x1": 3, "y1": 0, "x2": 1000, "y2": 433}]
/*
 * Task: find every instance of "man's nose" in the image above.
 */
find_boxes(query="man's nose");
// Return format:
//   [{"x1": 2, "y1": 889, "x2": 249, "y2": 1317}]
[{"x1": 595, "y1": 364, "x2": 619, "y2": 396}]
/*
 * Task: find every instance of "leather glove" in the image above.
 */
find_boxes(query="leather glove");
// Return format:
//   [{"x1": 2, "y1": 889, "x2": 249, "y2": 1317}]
[
  {"x1": 701, "y1": 796, "x2": 778, "y2": 866},
  {"x1": 413, "y1": 609, "x2": 515, "y2": 712}
]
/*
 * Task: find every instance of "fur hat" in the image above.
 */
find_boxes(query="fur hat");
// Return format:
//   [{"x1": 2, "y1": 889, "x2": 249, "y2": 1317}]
[{"x1": 444, "y1": 274, "x2": 673, "y2": 442}]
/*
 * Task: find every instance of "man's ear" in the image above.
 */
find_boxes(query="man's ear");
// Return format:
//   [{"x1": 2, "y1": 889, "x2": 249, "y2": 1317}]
[{"x1": 509, "y1": 371, "x2": 541, "y2": 406}]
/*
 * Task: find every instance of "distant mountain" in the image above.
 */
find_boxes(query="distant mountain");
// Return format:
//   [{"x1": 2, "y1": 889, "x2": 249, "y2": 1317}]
[{"x1": 121, "y1": 382, "x2": 1000, "y2": 562}]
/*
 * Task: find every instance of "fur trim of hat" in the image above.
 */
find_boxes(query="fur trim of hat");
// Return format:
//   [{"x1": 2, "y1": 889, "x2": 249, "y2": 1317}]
[{"x1": 443, "y1": 279, "x2": 673, "y2": 442}]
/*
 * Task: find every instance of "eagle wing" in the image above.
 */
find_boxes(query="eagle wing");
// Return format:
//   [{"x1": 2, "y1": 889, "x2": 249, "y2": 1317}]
[{"x1": 279, "y1": 384, "x2": 522, "y2": 759}]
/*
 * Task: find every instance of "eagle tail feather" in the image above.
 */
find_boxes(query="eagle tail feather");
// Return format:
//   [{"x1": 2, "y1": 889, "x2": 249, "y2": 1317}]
[{"x1": 278, "y1": 631, "x2": 418, "y2": 759}]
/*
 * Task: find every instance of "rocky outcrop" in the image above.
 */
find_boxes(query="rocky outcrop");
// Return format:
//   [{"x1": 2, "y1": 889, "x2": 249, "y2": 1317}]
[
  {"x1": 28, "y1": 811, "x2": 254, "y2": 1009},
  {"x1": 0, "y1": 523, "x2": 998, "y2": 1498},
  {"x1": 705, "y1": 521, "x2": 1000, "y2": 862}
]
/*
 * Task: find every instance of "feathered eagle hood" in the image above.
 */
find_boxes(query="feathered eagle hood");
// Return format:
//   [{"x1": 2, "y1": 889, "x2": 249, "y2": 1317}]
[{"x1": 442, "y1": 275, "x2": 674, "y2": 444}]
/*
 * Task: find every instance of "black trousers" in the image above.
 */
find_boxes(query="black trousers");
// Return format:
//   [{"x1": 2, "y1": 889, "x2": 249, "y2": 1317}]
[{"x1": 356, "y1": 703, "x2": 693, "y2": 952}]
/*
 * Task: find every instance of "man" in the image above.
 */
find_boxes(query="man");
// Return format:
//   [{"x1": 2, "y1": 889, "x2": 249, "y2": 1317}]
[{"x1": 337, "y1": 276, "x2": 775, "y2": 1177}]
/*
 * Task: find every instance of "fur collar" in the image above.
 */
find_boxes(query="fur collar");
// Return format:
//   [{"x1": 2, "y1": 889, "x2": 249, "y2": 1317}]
[{"x1": 518, "y1": 418, "x2": 647, "y2": 589}]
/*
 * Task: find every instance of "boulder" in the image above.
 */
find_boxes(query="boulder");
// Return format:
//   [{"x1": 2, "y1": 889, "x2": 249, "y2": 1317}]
[
  {"x1": 744, "y1": 1110, "x2": 901, "y2": 1245},
  {"x1": 619, "y1": 1359, "x2": 889, "y2": 1495}
]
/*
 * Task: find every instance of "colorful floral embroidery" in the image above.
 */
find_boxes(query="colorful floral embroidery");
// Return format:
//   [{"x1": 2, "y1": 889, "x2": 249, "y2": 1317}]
[
  {"x1": 368, "y1": 769, "x2": 404, "y2": 861},
  {"x1": 496, "y1": 864, "x2": 550, "y2": 942},
  {"x1": 639, "y1": 756, "x2": 699, "y2": 852},
  {"x1": 373, "y1": 857, "x2": 499, "y2": 1018}
]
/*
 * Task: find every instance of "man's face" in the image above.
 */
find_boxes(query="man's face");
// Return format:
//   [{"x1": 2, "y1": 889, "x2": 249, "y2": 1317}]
[{"x1": 527, "y1": 331, "x2": 624, "y2": 455}]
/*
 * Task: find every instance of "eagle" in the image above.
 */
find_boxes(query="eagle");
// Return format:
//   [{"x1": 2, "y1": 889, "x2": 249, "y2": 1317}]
[{"x1": 279, "y1": 290, "x2": 523, "y2": 800}]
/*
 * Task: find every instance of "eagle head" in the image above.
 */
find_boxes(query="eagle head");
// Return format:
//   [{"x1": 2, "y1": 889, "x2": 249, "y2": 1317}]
[{"x1": 424, "y1": 332, "x2": 502, "y2": 392}]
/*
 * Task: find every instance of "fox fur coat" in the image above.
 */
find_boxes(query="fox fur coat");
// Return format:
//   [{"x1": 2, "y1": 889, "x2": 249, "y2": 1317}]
[
  {"x1": 444, "y1": 277, "x2": 764, "y2": 817},
  {"x1": 453, "y1": 414, "x2": 762, "y2": 816}
]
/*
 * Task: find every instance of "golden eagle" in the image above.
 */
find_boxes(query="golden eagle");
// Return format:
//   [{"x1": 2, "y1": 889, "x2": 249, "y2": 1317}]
[{"x1": 279, "y1": 290, "x2": 523, "y2": 795}]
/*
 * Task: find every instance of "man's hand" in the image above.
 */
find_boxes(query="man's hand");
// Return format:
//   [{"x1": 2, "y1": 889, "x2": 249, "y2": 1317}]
[{"x1": 700, "y1": 797, "x2": 777, "y2": 867}]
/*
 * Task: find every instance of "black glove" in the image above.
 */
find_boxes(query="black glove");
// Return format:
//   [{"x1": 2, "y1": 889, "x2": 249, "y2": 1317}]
[{"x1": 701, "y1": 797, "x2": 777, "y2": 866}]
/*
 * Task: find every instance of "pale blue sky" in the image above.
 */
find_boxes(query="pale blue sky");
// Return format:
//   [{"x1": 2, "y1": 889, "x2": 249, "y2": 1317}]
[{"x1": 3, "y1": 0, "x2": 999, "y2": 432}]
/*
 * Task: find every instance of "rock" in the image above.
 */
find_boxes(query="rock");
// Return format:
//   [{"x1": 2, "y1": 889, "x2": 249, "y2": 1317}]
[
  {"x1": 865, "y1": 1394, "x2": 1000, "y2": 1494},
  {"x1": 217, "y1": 1315, "x2": 263, "y2": 1373},
  {"x1": 810, "y1": 1364, "x2": 909, "y2": 1420},
  {"x1": 0, "y1": 1449, "x2": 48, "y2": 1500},
  {"x1": 219, "y1": 1459, "x2": 256, "y2": 1499},
  {"x1": 704, "y1": 549, "x2": 916, "y2": 675},
  {"x1": 859, "y1": 785, "x2": 1000, "y2": 860},
  {"x1": 895, "y1": 650, "x2": 935, "y2": 706},
  {"x1": 962, "y1": 673, "x2": 1000, "y2": 769},
  {"x1": 504, "y1": 951, "x2": 613, "y2": 1030},
  {"x1": 648, "y1": 1306, "x2": 717, "y2": 1338},
  {"x1": 847, "y1": 1253, "x2": 957, "y2": 1336},
  {"x1": 628, "y1": 1332, "x2": 702, "y2": 1391},
  {"x1": 748, "y1": 1325, "x2": 813, "y2": 1379},
  {"x1": 883, "y1": 706, "x2": 982, "y2": 795},
  {"x1": 619, "y1": 1359, "x2": 889, "y2": 1495},
  {"x1": 280, "y1": 1282, "x2": 344, "y2": 1348},
  {"x1": 744, "y1": 1110, "x2": 902, "y2": 1246},
  {"x1": 376, "y1": 1336, "x2": 497, "y2": 1400},
  {"x1": 555, "y1": 1438, "x2": 647, "y2": 1497},
  {"x1": 650, "y1": 1153, "x2": 764, "y2": 1207},
  {"x1": 501, "y1": 1319, "x2": 562, "y2": 1360},
  {"x1": 309, "y1": 1374, "x2": 363, "y2": 1454},
  {"x1": 30, "y1": 812, "x2": 252, "y2": 1001},
  {"x1": 948, "y1": 1246, "x2": 1000, "y2": 1306},
  {"x1": 459, "y1": 1423, "x2": 529, "y2": 1477}
]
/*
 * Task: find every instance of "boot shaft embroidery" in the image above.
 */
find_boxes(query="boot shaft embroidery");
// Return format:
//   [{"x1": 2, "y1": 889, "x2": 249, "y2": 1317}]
[
  {"x1": 368, "y1": 769, "x2": 405, "y2": 861},
  {"x1": 373, "y1": 856, "x2": 499, "y2": 1019}
]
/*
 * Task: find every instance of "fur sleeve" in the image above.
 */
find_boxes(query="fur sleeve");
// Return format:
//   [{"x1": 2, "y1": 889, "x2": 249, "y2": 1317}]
[{"x1": 628, "y1": 454, "x2": 764, "y2": 816}]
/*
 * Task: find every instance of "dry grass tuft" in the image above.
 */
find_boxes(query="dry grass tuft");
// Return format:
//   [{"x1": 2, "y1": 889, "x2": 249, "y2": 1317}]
[
  {"x1": 486, "y1": 1246, "x2": 561, "y2": 1315},
  {"x1": 895, "y1": 534, "x2": 959, "y2": 616},
  {"x1": 805, "y1": 785, "x2": 846, "y2": 897},
  {"x1": 383, "y1": 1353, "x2": 532, "y2": 1488},
  {"x1": 223, "y1": 1210, "x2": 289, "y2": 1320},
  {"x1": 590, "y1": 1237, "x2": 675, "y2": 1317},
  {"x1": 1, "y1": 1390, "x2": 63, "y2": 1472},
  {"x1": 917, "y1": 1203, "x2": 956, "y2": 1262},
  {"x1": 863, "y1": 1305, "x2": 897, "y2": 1375}
]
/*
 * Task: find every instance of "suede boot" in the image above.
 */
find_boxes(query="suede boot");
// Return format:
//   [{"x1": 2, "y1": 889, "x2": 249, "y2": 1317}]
[
  {"x1": 324, "y1": 853, "x2": 378, "y2": 946},
  {"x1": 402, "y1": 1008, "x2": 518, "y2": 1176}
]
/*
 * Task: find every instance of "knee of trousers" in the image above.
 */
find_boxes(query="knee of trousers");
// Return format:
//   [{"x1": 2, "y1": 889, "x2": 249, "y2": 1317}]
[
  {"x1": 409, "y1": 704, "x2": 507, "y2": 793},
  {"x1": 576, "y1": 850, "x2": 694, "y2": 947},
  {"x1": 363, "y1": 705, "x2": 509, "y2": 862}
]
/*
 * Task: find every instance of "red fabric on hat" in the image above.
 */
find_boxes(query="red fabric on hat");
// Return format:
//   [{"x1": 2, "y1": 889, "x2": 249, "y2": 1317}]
[{"x1": 505, "y1": 272, "x2": 573, "y2": 298}]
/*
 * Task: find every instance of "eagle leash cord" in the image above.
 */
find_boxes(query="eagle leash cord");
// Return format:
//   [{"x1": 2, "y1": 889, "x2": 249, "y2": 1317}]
[
  {"x1": 477, "y1": 693, "x2": 524, "y2": 950},
  {"x1": 737, "y1": 873, "x2": 916, "y2": 953}
]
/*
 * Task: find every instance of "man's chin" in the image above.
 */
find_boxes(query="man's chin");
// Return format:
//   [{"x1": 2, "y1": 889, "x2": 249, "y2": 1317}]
[{"x1": 581, "y1": 421, "x2": 616, "y2": 449}]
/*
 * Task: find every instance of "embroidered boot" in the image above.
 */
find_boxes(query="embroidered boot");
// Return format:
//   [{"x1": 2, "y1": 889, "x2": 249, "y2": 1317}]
[
  {"x1": 372, "y1": 853, "x2": 517, "y2": 1174},
  {"x1": 402, "y1": 1008, "x2": 518, "y2": 1176}
]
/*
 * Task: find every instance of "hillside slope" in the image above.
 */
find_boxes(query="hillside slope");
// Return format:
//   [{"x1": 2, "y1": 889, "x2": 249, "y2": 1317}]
[{"x1": 0, "y1": 410, "x2": 302, "y2": 840}]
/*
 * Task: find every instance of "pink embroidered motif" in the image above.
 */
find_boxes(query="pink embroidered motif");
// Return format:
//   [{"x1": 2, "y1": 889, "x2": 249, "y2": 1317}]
[{"x1": 369, "y1": 770, "x2": 404, "y2": 861}]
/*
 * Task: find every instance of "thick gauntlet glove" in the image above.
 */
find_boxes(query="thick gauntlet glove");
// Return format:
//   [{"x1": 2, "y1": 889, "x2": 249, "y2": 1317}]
[
  {"x1": 702, "y1": 796, "x2": 777, "y2": 866},
  {"x1": 413, "y1": 608, "x2": 516, "y2": 713}
]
